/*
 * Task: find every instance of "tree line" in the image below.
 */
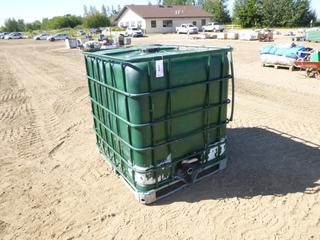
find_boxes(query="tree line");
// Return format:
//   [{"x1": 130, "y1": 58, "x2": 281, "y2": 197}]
[
  {"x1": 0, "y1": 4, "x2": 119, "y2": 32},
  {"x1": 233, "y1": 0, "x2": 316, "y2": 28},
  {"x1": 160, "y1": 0, "x2": 316, "y2": 28},
  {"x1": 1, "y1": 0, "x2": 317, "y2": 32}
]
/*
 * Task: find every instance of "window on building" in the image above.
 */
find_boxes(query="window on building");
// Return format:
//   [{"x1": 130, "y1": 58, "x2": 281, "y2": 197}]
[
  {"x1": 125, "y1": 22, "x2": 129, "y2": 27},
  {"x1": 201, "y1": 19, "x2": 206, "y2": 26},
  {"x1": 151, "y1": 20, "x2": 157, "y2": 28},
  {"x1": 193, "y1": 21, "x2": 197, "y2": 26},
  {"x1": 163, "y1": 20, "x2": 173, "y2": 27},
  {"x1": 131, "y1": 21, "x2": 135, "y2": 27},
  {"x1": 137, "y1": 21, "x2": 142, "y2": 28}
]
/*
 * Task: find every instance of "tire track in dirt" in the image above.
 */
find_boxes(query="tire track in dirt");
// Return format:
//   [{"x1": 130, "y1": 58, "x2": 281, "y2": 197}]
[
  {"x1": 0, "y1": 55, "x2": 40, "y2": 155},
  {"x1": 0, "y1": 103, "x2": 32, "y2": 122},
  {"x1": 0, "y1": 43, "x2": 92, "y2": 240},
  {"x1": 233, "y1": 77, "x2": 320, "y2": 144},
  {"x1": 0, "y1": 126, "x2": 31, "y2": 143},
  {"x1": 0, "y1": 49, "x2": 48, "y2": 240},
  {"x1": 0, "y1": 89, "x2": 26, "y2": 103},
  {"x1": 3, "y1": 48, "x2": 89, "y2": 162}
]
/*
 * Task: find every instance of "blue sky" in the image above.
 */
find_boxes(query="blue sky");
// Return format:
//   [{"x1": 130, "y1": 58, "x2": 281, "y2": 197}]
[{"x1": 0, "y1": 0, "x2": 319, "y2": 26}]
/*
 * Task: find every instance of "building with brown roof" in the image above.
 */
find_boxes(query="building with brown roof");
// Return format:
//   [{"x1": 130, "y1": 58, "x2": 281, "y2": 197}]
[{"x1": 115, "y1": 5, "x2": 212, "y2": 33}]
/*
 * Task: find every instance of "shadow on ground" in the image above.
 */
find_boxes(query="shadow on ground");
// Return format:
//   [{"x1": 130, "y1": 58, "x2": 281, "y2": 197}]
[{"x1": 157, "y1": 126, "x2": 320, "y2": 204}]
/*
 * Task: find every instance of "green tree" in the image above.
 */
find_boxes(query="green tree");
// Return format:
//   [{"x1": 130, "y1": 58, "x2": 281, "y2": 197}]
[
  {"x1": 233, "y1": 0, "x2": 263, "y2": 27},
  {"x1": 83, "y1": 5, "x2": 88, "y2": 16},
  {"x1": 106, "y1": 6, "x2": 111, "y2": 15},
  {"x1": 243, "y1": 0, "x2": 315, "y2": 28},
  {"x1": 111, "y1": 5, "x2": 116, "y2": 15},
  {"x1": 203, "y1": 0, "x2": 231, "y2": 23},
  {"x1": 45, "y1": 15, "x2": 83, "y2": 29},
  {"x1": 106, "y1": 5, "x2": 121, "y2": 16},
  {"x1": 17, "y1": 19, "x2": 25, "y2": 31},
  {"x1": 101, "y1": 4, "x2": 107, "y2": 16},
  {"x1": 271, "y1": 0, "x2": 294, "y2": 27},
  {"x1": 261, "y1": 0, "x2": 275, "y2": 27},
  {"x1": 1, "y1": 18, "x2": 24, "y2": 32},
  {"x1": 24, "y1": 20, "x2": 42, "y2": 31},
  {"x1": 292, "y1": 0, "x2": 316, "y2": 27},
  {"x1": 89, "y1": 6, "x2": 97, "y2": 14},
  {"x1": 83, "y1": 12, "x2": 110, "y2": 28},
  {"x1": 41, "y1": 18, "x2": 49, "y2": 29},
  {"x1": 261, "y1": 0, "x2": 295, "y2": 27}
]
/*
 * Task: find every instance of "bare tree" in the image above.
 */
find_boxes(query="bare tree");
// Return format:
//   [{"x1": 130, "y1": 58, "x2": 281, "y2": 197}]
[
  {"x1": 83, "y1": 5, "x2": 88, "y2": 16},
  {"x1": 101, "y1": 4, "x2": 107, "y2": 16}
]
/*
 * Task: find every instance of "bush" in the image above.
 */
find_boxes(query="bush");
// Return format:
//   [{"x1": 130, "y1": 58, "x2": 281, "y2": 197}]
[
  {"x1": 110, "y1": 27, "x2": 125, "y2": 32},
  {"x1": 1, "y1": 18, "x2": 25, "y2": 32},
  {"x1": 43, "y1": 15, "x2": 83, "y2": 30},
  {"x1": 83, "y1": 12, "x2": 110, "y2": 28},
  {"x1": 233, "y1": 0, "x2": 316, "y2": 28}
]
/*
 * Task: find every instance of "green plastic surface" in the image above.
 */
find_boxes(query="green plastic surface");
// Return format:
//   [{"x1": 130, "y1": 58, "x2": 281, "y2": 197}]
[
  {"x1": 310, "y1": 52, "x2": 320, "y2": 62},
  {"x1": 306, "y1": 30, "x2": 320, "y2": 42}
]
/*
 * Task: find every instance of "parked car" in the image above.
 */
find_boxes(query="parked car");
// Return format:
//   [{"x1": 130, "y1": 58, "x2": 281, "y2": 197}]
[
  {"x1": 202, "y1": 22, "x2": 224, "y2": 32},
  {"x1": 77, "y1": 30, "x2": 85, "y2": 36},
  {"x1": 176, "y1": 24, "x2": 198, "y2": 34},
  {"x1": 90, "y1": 28, "x2": 102, "y2": 34},
  {"x1": 4, "y1": 32, "x2": 22, "y2": 39},
  {"x1": 33, "y1": 33, "x2": 49, "y2": 40},
  {"x1": 47, "y1": 33, "x2": 69, "y2": 41},
  {"x1": 0, "y1": 32, "x2": 9, "y2": 39},
  {"x1": 125, "y1": 27, "x2": 143, "y2": 37}
]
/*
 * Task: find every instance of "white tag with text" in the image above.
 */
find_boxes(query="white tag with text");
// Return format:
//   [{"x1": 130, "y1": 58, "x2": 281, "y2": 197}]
[{"x1": 155, "y1": 60, "x2": 164, "y2": 78}]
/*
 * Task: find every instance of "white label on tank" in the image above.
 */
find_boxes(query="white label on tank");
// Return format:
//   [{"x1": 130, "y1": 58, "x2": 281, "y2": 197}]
[
  {"x1": 155, "y1": 60, "x2": 164, "y2": 78},
  {"x1": 220, "y1": 143, "x2": 226, "y2": 156},
  {"x1": 208, "y1": 146, "x2": 218, "y2": 161}
]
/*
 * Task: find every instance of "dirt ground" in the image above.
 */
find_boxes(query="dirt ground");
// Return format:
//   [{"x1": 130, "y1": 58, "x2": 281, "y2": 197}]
[{"x1": 0, "y1": 34, "x2": 320, "y2": 240}]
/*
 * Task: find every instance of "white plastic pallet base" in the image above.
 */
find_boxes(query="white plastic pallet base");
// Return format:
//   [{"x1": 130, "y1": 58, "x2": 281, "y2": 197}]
[{"x1": 118, "y1": 158, "x2": 228, "y2": 204}]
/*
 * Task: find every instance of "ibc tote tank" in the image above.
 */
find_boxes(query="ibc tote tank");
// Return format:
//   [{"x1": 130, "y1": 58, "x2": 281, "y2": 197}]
[{"x1": 83, "y1": 44, "x2": 235, "y2": 204}]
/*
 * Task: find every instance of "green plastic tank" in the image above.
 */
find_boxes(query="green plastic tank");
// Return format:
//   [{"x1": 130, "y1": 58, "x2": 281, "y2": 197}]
[
  {"x1": 83, "y1": 45, "x2": 235, "y2": 203},
  {"x1": 310, "y1": 51, "x2": 320, "y2": 62},
  {"x1": 306, "y1": 29, "x2": 320, "y2": 42}
]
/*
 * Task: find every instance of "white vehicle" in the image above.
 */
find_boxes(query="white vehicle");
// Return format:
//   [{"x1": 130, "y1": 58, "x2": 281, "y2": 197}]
[
  {"x1": 202, "y1": 22, "x2": 225, "y2": 32},
  {"x1": 4, "y1": 32, "x2": 22, "y2": 39},
  {"x1": 176, "y1": 24, "x2": 198, "y2": 34},
  {"x1": 0, "y1": 32, "x2": 9, "y2": 39},
  {"x1": 33, "y1": 33, "x2": 49, "y2": 40},
  {"x1": 125, "y1": 27, "x2": 143, "y2": 37},
  {"x1": 77, "y1": 30, "x2": 85, "y2": 36},
  {"x1": 47, "y1": 33, "x2": 69, "y2": 41}
]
